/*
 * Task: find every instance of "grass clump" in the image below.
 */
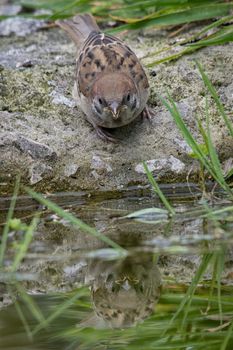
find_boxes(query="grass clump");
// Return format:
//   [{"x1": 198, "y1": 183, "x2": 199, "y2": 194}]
[
  {"x1": 160, "y1": 62, "x2": 233, "y2": 195},
  {"x1": 0, "y1": 176, "x2": 20, "y2": 267},
  {"x1": 146, "y1": 14, "x2": 233, "y2": 65},
  {"x1": 14, "y1": 0, "x2": 233, "y2": 26},
  {"x1": 1, "y1": 2, "x2": 233, "y2": 65}
]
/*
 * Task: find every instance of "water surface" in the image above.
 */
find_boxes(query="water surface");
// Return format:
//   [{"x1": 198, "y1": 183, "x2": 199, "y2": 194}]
[{"x1": 0, "y1": 183, "x2": 233, "y2": 349}]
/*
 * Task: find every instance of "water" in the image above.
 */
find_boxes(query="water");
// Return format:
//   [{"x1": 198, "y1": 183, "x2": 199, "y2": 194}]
[{"x1": 0, "y1": 184, "x2": 233, "y2": 350}]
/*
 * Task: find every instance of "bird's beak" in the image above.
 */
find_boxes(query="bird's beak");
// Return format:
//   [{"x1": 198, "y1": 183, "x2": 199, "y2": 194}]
[
  {"x1": 110, "y1": 101, "x2": 120, "y2": 119},
  {"x1": 121, "y1": 280, "x2": 131, "y2": 291}
]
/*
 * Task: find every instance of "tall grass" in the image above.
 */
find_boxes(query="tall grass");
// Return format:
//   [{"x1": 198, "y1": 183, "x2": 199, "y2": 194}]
[
  {"x1": 120, "y1": 202, "x2": 232, "y2": 349},
  {"x1": 127, "y1": 64, "x2": 233, "y2": 230},
  {"x1": 160, "y1": 62, "x2": 233, "y2": 195},
  {"x1": 1, "y1": 2, "x2": 232, "y2": 72},
  {"x1": 0, "y1": 0, "x2": 232, "y2": 72},
  {"x1": 146, "y1": 14, "x2": 233, "y2": 65},
  {"x1": 15, "y1": 0, "x2": 233, "y2": 25},
  {"x1": 196, "y1": 61, "x2": 233, "y2": 138},
  {"x1": 10, "y1": 215, "x2": 39, "y2": 273},
  {"x1": 48, "y1": 281, "x2": 233, "y2": 350},
  {"x1": 142, "y1": 161, "x2": 175, "y2": 216},
  {"x1": 125, "y1": 65, "x2": 233, "y2": 345},
  {"x1": 0, "y1": 175, "x2": 20, "y2": 266}
]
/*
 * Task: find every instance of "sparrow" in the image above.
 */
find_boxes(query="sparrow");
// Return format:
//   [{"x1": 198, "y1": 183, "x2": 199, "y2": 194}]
[
  {"x1": 83, "y1": 255, "x2": 161, "y2": 328},
  {"x1": 56, "y1": 14, "x2": 151, "y2": 142}
]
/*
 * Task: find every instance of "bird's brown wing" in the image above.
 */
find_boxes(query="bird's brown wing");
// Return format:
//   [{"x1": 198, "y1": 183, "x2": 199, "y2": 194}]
[{"x1": 77, "y1": 32, "x2": 149, "y2": 97}]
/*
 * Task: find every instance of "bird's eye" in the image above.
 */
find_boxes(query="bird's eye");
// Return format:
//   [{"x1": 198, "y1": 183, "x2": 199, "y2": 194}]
[
  {"x1": 127, "y1": 94, "x2": 130, "y2": 102},
  {"x1": 98, "y1": 98, "x2": 103, "y2": 105},
  {"x1": 107, "y1": 274, "x2": 114, "y2": 282}
]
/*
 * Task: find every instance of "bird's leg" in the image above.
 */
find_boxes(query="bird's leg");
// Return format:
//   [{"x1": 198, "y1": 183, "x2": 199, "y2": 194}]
[
  {"x1": 94, "y1": 125, "x2": 119, "y2": 143},
  {"x1": 141, "y1": 105, "x2": 155, "y2": 121}
]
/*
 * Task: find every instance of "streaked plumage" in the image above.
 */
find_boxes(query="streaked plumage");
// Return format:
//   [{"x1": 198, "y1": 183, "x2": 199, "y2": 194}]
[{"x1": 56, "y1": 14, "x2": 151, "y2": 141}]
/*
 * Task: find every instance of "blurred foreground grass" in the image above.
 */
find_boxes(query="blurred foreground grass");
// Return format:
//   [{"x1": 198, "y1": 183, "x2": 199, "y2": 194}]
[
  {"x1": 1, "y1": 1, "x2": 232, "y2": 64},
  {"x1": 11, "y1": 0, "x2": 233, "y2": 25}
]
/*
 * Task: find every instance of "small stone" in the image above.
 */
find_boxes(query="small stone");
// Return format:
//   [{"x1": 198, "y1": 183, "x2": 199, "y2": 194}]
[
  {"x1": 0, "y1": 17, "x2": 45, "y2": 37},
  {"x1": 91, "y1": 155, "x2": 112, "y2": 173},
  {"x1": 63, "y1": 262, "x2": 87, "y2": 278},
  {"x1": 0, "y1": 5, "x2": 22, "y2": 16},
  {"x1": 107, "y1": 21, "x2": 117, "y2": 28},
  {"x1": 169, "y1": 155, "x2": 185, "y2": 173},
  {"x1": 223, "y1": 82, "x2": 233, "y2": 103},
  {"x1": 33, "y1": 9, "x2": 53, "y2": 16},
  {"x1": 222, "y1": 158, "x2": 233, "y2": 178},
  {"x1": 16, "y1": 60, "x2": 34, "y2": 68},
  {"x1": 91, "y1": 170, "x2": 100, "y2": 180},
  {"x1": 64, "y1": 163, "x2": 79, "y2": 177},
  {"x1": 50, "y1": 90, "x2": 76, "y2": 108},
  {"x1": 135, "y1": 156, "x2": 185, "y2": 175},
  {"x1": 173, "y1": 137, "x2": 192, "y2": 153},
  {"x1": 135, "y1": 159, "x2": 166, "y2": 174},
  {"x1": 29, "y1": 163, "x2": 52, "y2": 184},
  {"x1": 14, "y1": 135, "x2": 57, "y2": 160},
  {"x1": 149, "y1": 70, "x2": 157, "y2": 77}
]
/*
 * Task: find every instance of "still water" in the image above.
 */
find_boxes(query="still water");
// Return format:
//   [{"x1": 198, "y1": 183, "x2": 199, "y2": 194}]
[{"x1": 0, "y1": 183, "x2": 233, "y2": 349}]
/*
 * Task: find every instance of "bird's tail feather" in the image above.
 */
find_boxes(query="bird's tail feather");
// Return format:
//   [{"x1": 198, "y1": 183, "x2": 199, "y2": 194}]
[{"x1": 56, "y1": 14, "x2": 99, "y2": 46}]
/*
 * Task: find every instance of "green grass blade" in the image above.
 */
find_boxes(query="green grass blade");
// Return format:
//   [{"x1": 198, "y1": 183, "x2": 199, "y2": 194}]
[
  {"x1": 181, "y1": 253, "x2": 215, "y2": 329},
  {"x1": 49, "y1": 0, "x2": 91, "y2": 20},
  {"x1": 200, "y1": 205, "x2": 233, "y2": 218},
  {"x1": 160, "y1": 95, "x2": 214, "y2": 175},
  {"x1": 160, "y1": 93, "x2": 233, "y2": 192},
  {"x1": 14, "y1": 300, "x2": 33, "y2": 341},
  {"x1": 221, "y1": 317, "x2": 233, "y2": 350},
  {"x1": 208, "y1": 253, "x2": 218, "y2": 310},
  {"x1": 164, "y1": 253, "x2": 213, "y2": 334},
  {"x1": 197, "y1": 117, "x2": 209, "y2": 148},
  {"x1": 204, "y1": 97, "x2": 231, "y2": 193},
  {"x1": 32, "y1": 287, "x2": 88, "y2": 335},
  {"x1": 216, "y1": 247, "x2": 226, "y2": 325},
  {"x1": 111, "y1": 0, "x2": 221, "y2": 16},
  {"x1": 10, "y1": 215, "x2": 39, "y2": 272},
  {"x1": 143, "y1": 13, "x2": 233, "y2": 65},
  {"x1": 146, "y1": 47, "x2": 195, "y2": 66},
  {"x1": 145, "y1": 15, "x2": 233, "y2": 60},
  {"x1": 0, "y1": 175, "x2": 21, "y2": 266},
  {"x1": 196, "y1": 201, "x2": 225, "y2": 325},
  {"x1": 184, "y1": 14, "x2": 233, "y2": 45},
  {"x1": 24, "y1": 187, "x2": 126, "y2": 254},
  {"x1": 16, "y1": 283, "x2": 46, "y2": 324},
  {"x1": 110, "y1": 3, "x2": 233, "y2": 33},
  {"x1": 142, "y1": 161, "x2": 175, "y2": 216},
  {"x1": 196, "y1": 61, "x2": 233, "y2": 138},
  {"x1": 225, "y1": 167, "x2": 233, "y2": 179},
  {"x1": 189, "y1": 25, "x2": 233, "y2": 47}
]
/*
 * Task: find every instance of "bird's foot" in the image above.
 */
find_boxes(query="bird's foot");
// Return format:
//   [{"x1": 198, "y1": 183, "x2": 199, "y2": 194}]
[
  {"x1": 95, "y1": 126, "x2": 119, "y2": 143},
  {"x1": 141, "y1": 105, "x2": 155, "y2": 121}
]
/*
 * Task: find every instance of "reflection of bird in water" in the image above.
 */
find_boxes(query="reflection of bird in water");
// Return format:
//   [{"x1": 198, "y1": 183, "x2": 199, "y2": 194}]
[{"x1": 82, "y1": 254, "x2": 161, "y2": 328}]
